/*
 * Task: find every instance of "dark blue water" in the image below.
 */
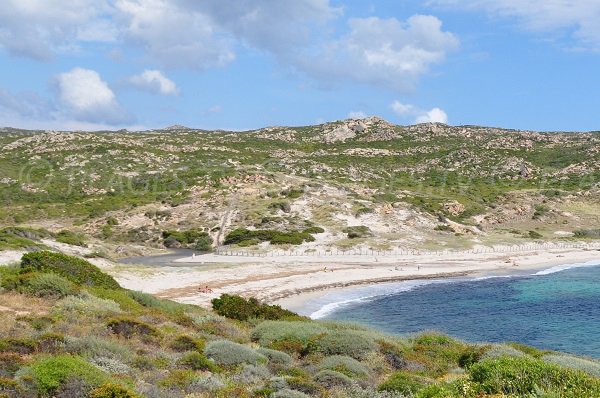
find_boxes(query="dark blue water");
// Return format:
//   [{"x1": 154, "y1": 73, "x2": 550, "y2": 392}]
[{"x1": 323, "y1": 262, "x2": 600, "y2": 358}]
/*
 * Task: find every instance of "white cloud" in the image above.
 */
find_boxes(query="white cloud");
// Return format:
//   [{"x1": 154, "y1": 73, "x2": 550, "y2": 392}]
[
  {"x1": 416, "y1": 108, "x2": 448, "y2": 124},
  {"x1": 0, "y1": 1, "x2": 458, "y2": 93},
  {"x1": 115, "y1": 0, "x2": 235, "y2": 70},
  {"x1": 180, "y1": 0, "x2": 341, "y2": 52},
  {"x1": 347, "y1": 111, "x2": 367, "y2": 119},
  {"x1": 429, "y1": 0, "x2": 600, "y2": 49},
  {"x1": 0, "y1": 0, "x2": 114, "y2": 60},
  {"x1": 391, "y1": 100, "x2": 448, "y2": 124},
  {"x1": 129, "y1": 69, "x2": 178, "y2": 95},
  {"x1": 55, "y1": 67, "x2": 130, "y2": 125},
  {"x1": 296, "y1": 15, "x2": 459, "y2": 91}
]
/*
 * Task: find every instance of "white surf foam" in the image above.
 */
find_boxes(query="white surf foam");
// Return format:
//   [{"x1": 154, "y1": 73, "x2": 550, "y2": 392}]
[
  {"x1": 533, "y1": 260, "x2": 600, "y2": 276},
  {"x1": 309, "y1": 279, "x2": 451, "y2": 319}
]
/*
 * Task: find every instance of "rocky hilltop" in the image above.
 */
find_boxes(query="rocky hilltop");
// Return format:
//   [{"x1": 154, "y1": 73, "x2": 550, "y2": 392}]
[{"x1": 0, "y1": 118, "x2": 599, "y2": 256}]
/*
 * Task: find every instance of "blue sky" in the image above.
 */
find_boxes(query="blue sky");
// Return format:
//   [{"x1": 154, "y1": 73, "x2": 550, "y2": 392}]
[{"x1": 0, "y1": 0, "x2": 599, "y2": 131}]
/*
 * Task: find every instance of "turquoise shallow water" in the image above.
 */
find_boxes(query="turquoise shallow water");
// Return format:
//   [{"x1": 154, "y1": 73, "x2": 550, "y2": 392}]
[{"x1": 316, "y1": 260, "x2": 600, "y2": 358}]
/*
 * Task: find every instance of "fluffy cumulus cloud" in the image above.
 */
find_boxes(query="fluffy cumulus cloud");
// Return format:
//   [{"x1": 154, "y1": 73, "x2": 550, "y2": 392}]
[
  {"x1": 178, "y1": 0, "x2": 340, "y2": 53},
  {"x1": 347, "y1": 111, "x2": 367, "y2": 119},
  {"x1": 429, "y1": 0, "x2": 600, "y2": 49},
  {"x1": 0, "y1": 0, "x2": 114, "y2": 60},
  {"x1": 0, "y1": 1, "x2": 458, "y2": 91},
  {"x1": 114, "y1": 0, "x2": 235, "y2": 70},
  {"x1": 297, "y1": 15, "x2": 459, "y2": 91},
  {"x1": 391, "y1": 100, "x2": 448, "y2": 124},
  {"x1": 128, "y1": 70, "x2": 178, "y2": 95},
  {"x1": 55, "y1": 68, "x2": 130, "y2": 125}
]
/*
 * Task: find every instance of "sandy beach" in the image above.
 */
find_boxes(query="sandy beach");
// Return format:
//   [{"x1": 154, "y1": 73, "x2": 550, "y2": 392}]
[{"x1": 110, "y1": 244, "x2": 600, "y2": 312}]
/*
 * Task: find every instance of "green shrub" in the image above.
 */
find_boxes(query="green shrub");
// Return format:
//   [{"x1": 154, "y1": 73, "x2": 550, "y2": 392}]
[
  {"x1": 574, "y1": 229, "x2": 600, "y2": 239},
  {"x1": 319, "y1": 355, "x2": 370, "y2": 379},
  {"x1": 507, "y1": 342, "x2": 549, "y2": 358},
  {"x1": 90, "y1": 383, "x2": 139, "y2": 398},
  {"x1": 56, "y1": 230, "x2": 87, "y2": 246},
  {"x1": 204, "y1": 340, "x2": 266, "y2": 367},
  {"x1": 127, "y1": 290, "x2": 189, "y2": 314},
  {"x1": 469, "y1": 356, "x2": 600, "y2": 397},
  {"x1": 0, "y1": 353, "x2": 24, "y2": 376},
  {"x1": 285, "y1": 376, "x2": 322, "y2": 396},
  {"x1": 355, "y1": 207, "x2": 373, "y2": 217},
  {"x1": 283, "y1": 188, "x2": 304, "y2": 199},
  {"x1": 378, "y1": 371, "x2": 429, "y2": 395},
  {"x1": 302, "y1": 226, "x2": 325, "y2": 234},
  {"x1": 25, "y1": 355, "x2": 108, "y2": 397},
  {"x1": 314, "y1": 370, "x2": 353, "y2": 388},
  {"x1": 0, "y1": 338, "x2": 38, "y2": 354},
  {"x1": 89, "y1": 288, "x2": 144, "y2": 312},
  {"x1": 528, "y1": 230, "x2": 543, "y2": 239},
  {"x1": 434, "y1": 224, "x2": 453, "y2": 232},
  {"x1": 543, "y1": 354, "x2": 600, "y2": 378},
  {"x1": 24, "y1": 272, "x2": 78, "y2": 298},
  {"x1": 223, "y1": 229, "x2": 316, "y2": 246},
  {"x1": 20, "y1": 251, "x2": 120, "y2": 289},
  {"x1": 63, "y1": 336, "x2": 132, "y2": 360},
  {"x1": 0, "y1": 226, "x2": 50, "y2": 250},
  {"x1": 251, "y1": 321, "x2": 327, "y2": 348},
  {"x1": 271, "y1": 389, "x2": 311, "y2": 398},
  {"x1": 162, "y1": 229, "x2": 210, "y2": 249},
  {"x1": 342, "y1": 226, "x2": 372, "y2": 239},
  {"x1": 212, "y1": 294, "x2": 300, "y2": 321},
  {"x1": 54, "y1": 293, "x2": 122, "y2": 316},
  {"x1": 106, "y1": 317, "x2": 158, "y2": 339},
  {"x1": 312, "y1": 330, "x2": 377, "y2": 360},
  {"x1": 532, "y1": 204, "x2": 549, "y2": 219},
  {"x1": 458, "y1": 345, "x2": 487, "y2": 369},
  {"x1": 159, "y1": 369, "x2": 197, "y2": 389},
  {"x1": 170, "y1": 335, "x2": 205, "y2": 352},
  {"x1": 269, "y1": 201, "x2": 292, "y2": 213},
  {"x1": 409, "y1": 333, "x2": 467, "y2": 376},
  {"x1": 194, "y1": 234, "x2": 213, "y2": 251},
  {"x1": 256, "y1": 348, "x2": 293, "y2": 368},
  {"x1": 0, "y1": 376, "x2": 21, "y2": 396},
  {"x1": 481, "y1": 344, "x2": 527, "y2": 360},
  {"x1": 178, "y1": 352, "x2": 220, "y2": 372}
]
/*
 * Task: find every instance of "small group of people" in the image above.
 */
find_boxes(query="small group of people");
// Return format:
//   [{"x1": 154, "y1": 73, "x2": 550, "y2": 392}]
[{"x1": 198, "y1": 285, "x2": 214, "y2": 293}]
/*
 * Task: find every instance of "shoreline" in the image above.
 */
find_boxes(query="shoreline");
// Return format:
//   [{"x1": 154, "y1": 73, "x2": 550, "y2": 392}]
[{"x1": 108, "y1": 246, "x2": 600, "y2": 311}]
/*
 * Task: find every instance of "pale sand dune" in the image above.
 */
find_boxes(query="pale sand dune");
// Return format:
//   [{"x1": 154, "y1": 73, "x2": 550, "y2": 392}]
[{"x1": 114, "y1": 246, "x2": 600, "y2": 309}]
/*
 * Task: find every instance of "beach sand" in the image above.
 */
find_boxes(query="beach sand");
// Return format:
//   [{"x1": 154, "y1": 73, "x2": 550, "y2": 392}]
[{"x1": 111, "y1": 245, "x2": 600, "y2": 310}]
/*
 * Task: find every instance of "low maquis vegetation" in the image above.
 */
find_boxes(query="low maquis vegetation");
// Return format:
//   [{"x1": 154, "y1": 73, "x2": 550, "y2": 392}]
[
  {"x1": 0, "y1": 251, "x2": 600, "y2": 397},
  {"x1": 211, "y1": 294, "x2": 302, "y2": 321},
  {"x1": 224, "y1": 228, "x2": 317, "y2": 246},
  {"x1": 161, "y1": 229, "x2": 213, "y2": 251}
]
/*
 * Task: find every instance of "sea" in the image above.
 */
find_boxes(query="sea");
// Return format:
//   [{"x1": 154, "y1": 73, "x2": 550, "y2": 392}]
[{"x1": 301, "y1": 259, "x2": 600, "y2": 358}]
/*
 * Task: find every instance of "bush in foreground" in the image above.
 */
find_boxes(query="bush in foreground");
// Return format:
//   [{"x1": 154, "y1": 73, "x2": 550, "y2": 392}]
[
  {"x1": 319, "y1": 355, "x2": 370, "y2": 379},
  {"x1": 470, "y1": 355, "x2": 600, "y2": 398},
  {"x1": 312, "y1": 330, "x2": 378, "y2": 360},
  {"x1": 251, "y1": 321, "x2": 328, "y2": 351},
  {"x1": 20, "y1": 251, "x2": 120, "y2": 289},
  {"x1": 90, "y1": 383, "x2": 139, "y2": 398},
  {"x1": 377, "y1": 371, "x2": 430, "y2": 395},
  {"x1": 24, "y1": 273, "x2": 78, "y2": 298},
  {"x1": 212, "y1": 294, "x2": 300, "y2": 321},
  {"x1": 23, "y1": 355, "x2": 108, "y2": 396},
  {"x1": 204, "y1": 340, "x2": 266, "y2": 367}
]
